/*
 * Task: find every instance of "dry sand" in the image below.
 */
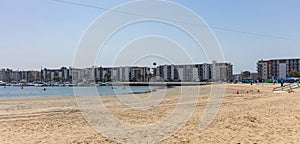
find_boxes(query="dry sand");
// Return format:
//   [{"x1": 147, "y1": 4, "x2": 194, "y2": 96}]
[{"x1": 0, "y1": 84, "x2": 299, "y2": 143}]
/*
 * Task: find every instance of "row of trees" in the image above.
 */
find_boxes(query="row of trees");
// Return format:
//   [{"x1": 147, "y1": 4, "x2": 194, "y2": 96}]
[{"x1": 289, "y1": 70, "x2": 300, "y2": 77}]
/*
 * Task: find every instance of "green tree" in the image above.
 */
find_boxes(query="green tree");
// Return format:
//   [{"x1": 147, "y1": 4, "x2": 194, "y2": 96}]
[
  {"x1": 53, "y1": 76, "x2": 61, "y2": 82},
  {"x1": 241, "y1": 71, "x2": 251, "y2": 80},
  {"x1": 104, "y1": 73, "x2": 111, "y2": 82},
  {"x1": 289, "y1": 70, "x2": 300, "y2": 77},
  {"x1": 131, "y1": 77, "x2": 137, "y2": 82},
  {"x1": 60, "y1": 67, "x2": 67, "y2": 70}
]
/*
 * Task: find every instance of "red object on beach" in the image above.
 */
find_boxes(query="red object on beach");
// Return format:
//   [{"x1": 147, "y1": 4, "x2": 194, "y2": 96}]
[
  {"x1": 257, "y1": 89, "x2": 260, "y2": 93},
  {"x1": 237, "y1": 90, "x2": 239, "y2": 94}
]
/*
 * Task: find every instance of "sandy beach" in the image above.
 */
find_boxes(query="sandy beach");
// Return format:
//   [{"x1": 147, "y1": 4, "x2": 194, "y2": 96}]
[{"x1": 0, "y1": 84, "x2": 299, "y2": 143}]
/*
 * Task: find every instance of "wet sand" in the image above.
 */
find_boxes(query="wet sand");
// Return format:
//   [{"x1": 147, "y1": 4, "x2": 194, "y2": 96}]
[{"x1": 0, "y1": 84, "x2": 299, "y2": 143}]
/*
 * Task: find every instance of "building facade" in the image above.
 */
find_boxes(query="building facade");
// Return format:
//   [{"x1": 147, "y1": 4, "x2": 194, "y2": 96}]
[
  {"x1": 212, "y1": 61, "x2": 233, "y2": 82},
  {"x1": 156, "y1": 64, "x2": 199, "y2": 82},
  {"x1": 257, "y1": 60, "x2": 269, "y2": 80},
  {"x1": 0, "y1": 68, "x2": 42, "y2": 83},
  {"x1": 0, "y1": 61, "x2": 234, "y2": 84},
  {"x1": 156, "y1": 61, "x2": 233, "y2": 82},
  {"x1": 196, "y1": 63, "x2": 212, "y2": 82},
  {"x1": 257, "y1": 58, "x2": 300, "y2": 80}
]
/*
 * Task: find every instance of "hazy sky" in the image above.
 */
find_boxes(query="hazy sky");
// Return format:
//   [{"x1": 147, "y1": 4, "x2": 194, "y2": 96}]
[{"x1": 1, "y1": 0, "x2": 300, "y2": 73}]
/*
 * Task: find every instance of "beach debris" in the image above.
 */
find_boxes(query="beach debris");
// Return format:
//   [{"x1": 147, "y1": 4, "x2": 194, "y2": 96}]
[{"x1": 237, "y1": 89, "x2": 261, "y2": 95}]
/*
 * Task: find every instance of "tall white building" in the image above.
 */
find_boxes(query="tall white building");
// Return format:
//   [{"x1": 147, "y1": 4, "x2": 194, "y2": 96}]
[
  {"x1": 177, "y1": 65, "x2": 198, "y2": 82},
  {"x1": 111, "y1": 68, "x2": 118, "y2": 81},
  {"x1": 156, "y1": 62, "x2": 232, "y2": 82},
  {"x1": 118, "y1": 67, "x2": 130, "y2": 82},
  {"x1": 257, "y1": 60, "x2": 269, "y2": 80},
  {"x1": 212, "y1": 61, "x2": 233, "y2": 82},
  {"x1": 70, "y1": 68, "x2": 84, "y2": 83}
]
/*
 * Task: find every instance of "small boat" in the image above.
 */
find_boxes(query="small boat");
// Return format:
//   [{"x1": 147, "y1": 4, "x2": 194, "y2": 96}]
[
  {"x1": 34, "y1": 82, "x2": 48, "y2": 87},
  {"x1": 64, "y1": 82, "x2": 75, "y2": 87},
  {"x1": 99, "y1": 82, "x2": 107, "y2": 86},
  {"x1": 53, "y1": 82, "x2": 60, "y2": 87},
  {"x1": 25, "y1": 83, "x2": 35, "y2": 86},
  {"x1": 12, "y1": 83, "x2": 24, "y2": 87},
  {"x1": 0, "y1": 81, "x2": 6, "y2": 86}
]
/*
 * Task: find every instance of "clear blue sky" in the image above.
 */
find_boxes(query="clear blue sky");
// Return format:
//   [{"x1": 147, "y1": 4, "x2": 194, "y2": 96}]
[{"x1": 1, "y1": 0, "x2": 299, "y2": 73}]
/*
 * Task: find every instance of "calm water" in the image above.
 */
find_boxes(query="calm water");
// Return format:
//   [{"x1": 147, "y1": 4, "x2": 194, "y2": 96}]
[{"x1": 0, "y1": 86, "x2": 154, "y2": 98}]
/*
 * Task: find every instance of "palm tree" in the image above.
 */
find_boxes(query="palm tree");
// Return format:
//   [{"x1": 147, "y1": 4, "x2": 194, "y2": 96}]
[
  {"x1": 152, "y1": 62, "x2": 157, "y2": 76},
  {"x1": 60, "y1": 67, "x2": 67, "y2": 70},
  {"x1": 98, "y1": 67, "x2": 103, "y2": 71},
  {"x1": 104, "y1": 73, "x2": 111, "y2": 82}
]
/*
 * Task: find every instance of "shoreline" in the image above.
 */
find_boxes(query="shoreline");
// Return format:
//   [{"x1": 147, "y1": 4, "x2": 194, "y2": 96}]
[{"x1": 0, "y1": 84, "x2": 299, "y2": 143}]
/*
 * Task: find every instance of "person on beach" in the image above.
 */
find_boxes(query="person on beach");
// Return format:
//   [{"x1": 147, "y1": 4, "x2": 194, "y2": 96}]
[{"x1": 280, "y1": 79, "x2": 284, "y2": 87}]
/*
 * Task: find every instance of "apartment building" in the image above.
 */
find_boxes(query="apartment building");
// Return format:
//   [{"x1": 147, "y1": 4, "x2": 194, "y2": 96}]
[
  {"x1": 94, "y1": 66, "x2": 149, "y2": 82},
  {"x1": 129, "y1": 67, "x2": 149, "y2": 82},
  {"x1": 156, "y1": 64, "x2": 198, "y2": 82},
  {"x1": 0, "y1": 61, "x2": 234, "y2": 83},
  {"x1": 257, "y1": 60, "x2": 269, "y2": 80},
  {"x1": 0, "y1": 69, "x2": 42, "y2": 82},
  {"x1": 156, "y1": 65, "x2": 180, "y2": 82},
  {"x1": 156, "y1": 61, "x2": 233, "y2": 82},
  {"x1": 212, "y1": 61, "x2": 233, "y2": 82},
  {"x1": 196, "y1": 63, "x2": 212, "y2": 82},
  {"x1": 257, "y1": 58, "x2": 300, "y2": 79}
]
